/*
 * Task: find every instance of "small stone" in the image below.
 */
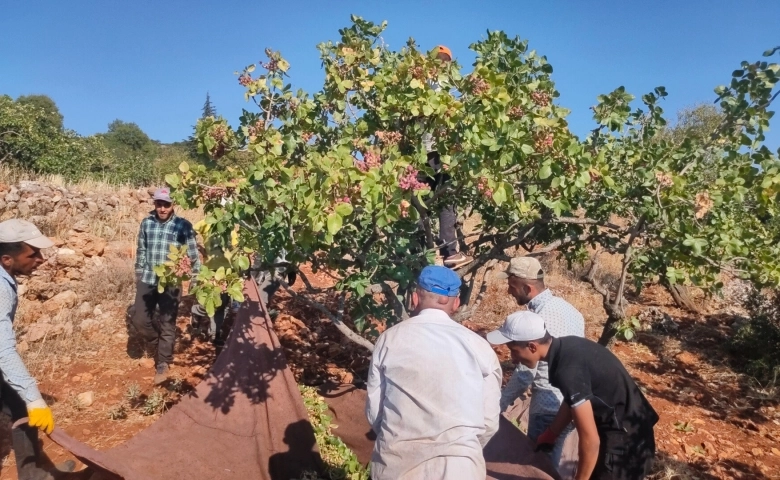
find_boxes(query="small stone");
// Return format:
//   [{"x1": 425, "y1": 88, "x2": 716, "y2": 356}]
[
  {"x1": 24, "y1": 323, "x2": 53, "y2": 342},
  {"x1": 77, "y1": 302, "x2": 92, "y2": 316},
  {"x1": 17, "y1": 340, "x2": 29, "y2": 353},
  {"x1": 80, "y1": 373, "x2": 94, "y2": 382},
  {"x1": 87, "y1": 201, "x2": 98, "y2": 213},
  {"x1": 82, "y1": 429, "x2": 92, "y2": 436},
  {"x1": 93, "y1": 306, "x2": 103, "y2": 316},
  {"x1": 752, "y1": 447, "x2": 764, "y2": 457},
  {"x1": 43, "y1": 290, "x2": 79, "y2": 313},
  {"x1": 139, "y1": 358, "x2": 155, "y2": 369},
  {"x1": 77, "y1": 391, "x2": 94, "y2": 407},
  {"x1": 772, "y1": 447, "x2": 780, "y2": 456}
]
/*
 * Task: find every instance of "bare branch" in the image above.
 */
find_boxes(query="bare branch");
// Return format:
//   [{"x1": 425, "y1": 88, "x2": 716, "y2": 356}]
[{"x1": 280, "y1": 280, "x2": 375, "y2": 352}]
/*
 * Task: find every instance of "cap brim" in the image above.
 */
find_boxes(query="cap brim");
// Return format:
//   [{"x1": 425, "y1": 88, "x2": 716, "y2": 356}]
[
  {"x1": 486, "y1": 329, "x2": 512, "y2": 345},
  {"x1": 494, "y1": 271, "x2": 509, "y2": 280},
  {"x1": 24, "y1": 236, "x2": 54, "y2": 249}
]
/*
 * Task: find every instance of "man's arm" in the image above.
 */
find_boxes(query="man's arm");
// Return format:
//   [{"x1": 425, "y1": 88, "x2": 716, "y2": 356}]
[
  {"x1": 134, "y1": 221, "x2": 147, "y2": 277},
  {"x1": 500, "y1": 364, "x2": 535, "y2": 412},
  {"x1": 571, "y1": 400, "x2": 600, "y2": 480},
  {"x1": 365, "y1": 344, "x2": 385, "y2": 433},
  {"x1": 0, "y1": 287, "x2": 43, "y2": 405},
  {"x1": 479, "y1": 358, "x2": 503, "y2": 447}
]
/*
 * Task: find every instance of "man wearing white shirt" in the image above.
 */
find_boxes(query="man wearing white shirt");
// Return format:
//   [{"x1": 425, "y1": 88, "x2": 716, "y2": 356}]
[
  {"x1": 495, "y1": 256, "x2": 585, "y2": 470},
  {"x1": 366, "y1": 266, "x2": 501, "y2": 479}
]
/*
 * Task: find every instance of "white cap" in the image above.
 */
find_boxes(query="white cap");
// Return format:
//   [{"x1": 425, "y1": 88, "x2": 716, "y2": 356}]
[
  {"x1": 0, "y1": 219, "x2": 54, "y2": 249},
  {"x1": 486, "y1": 311, "x2": 547, "y2": 345}
]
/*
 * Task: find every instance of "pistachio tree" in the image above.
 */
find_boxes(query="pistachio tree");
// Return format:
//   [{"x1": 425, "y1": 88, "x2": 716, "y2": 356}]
[{"x1": 165, "y1": 17, "x2": 780, "y2": 349}]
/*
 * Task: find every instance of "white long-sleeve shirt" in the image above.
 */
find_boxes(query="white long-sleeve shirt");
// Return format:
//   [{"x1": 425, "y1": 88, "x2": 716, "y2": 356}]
[{"x1": 366, "y1": 308, "x2": 502, "y2": 480}]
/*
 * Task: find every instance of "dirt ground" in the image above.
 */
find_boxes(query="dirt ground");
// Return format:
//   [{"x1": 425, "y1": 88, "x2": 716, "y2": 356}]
[{"x1": 2, "y1": 259, "x2": 779, "y2": 480}]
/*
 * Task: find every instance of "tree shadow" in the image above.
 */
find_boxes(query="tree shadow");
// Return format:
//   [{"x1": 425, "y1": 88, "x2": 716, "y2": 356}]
[
  {"x1": 186, "y1": 280, "x2": 288, "y2": 414},
  {"x1": 632, "y1": 315, "x2": 778, "y2": 429}
]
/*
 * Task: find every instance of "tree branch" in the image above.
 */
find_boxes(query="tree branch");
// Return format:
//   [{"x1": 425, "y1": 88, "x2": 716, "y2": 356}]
[{"x1": 280, "y1": 280, "x2": 375, "y2": 352}]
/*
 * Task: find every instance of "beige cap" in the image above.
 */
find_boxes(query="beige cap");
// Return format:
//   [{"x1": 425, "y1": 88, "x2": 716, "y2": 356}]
[
  {"x1": 0, "y1": 219, "x2": 54, "y2": 249},
  {"x1": 495, "y1": 256, "x2": 544, "y2": 280}
]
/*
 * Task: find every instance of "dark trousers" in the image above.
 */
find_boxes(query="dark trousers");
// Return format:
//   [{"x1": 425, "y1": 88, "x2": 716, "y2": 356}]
[
  {"x1": 591, "y1": 429, "x2": 655, "y2": 480},
  {"x1": 1, "y1": 380, "x2": 48, "y2": 480},
  {"x1": 424, "y1": 151, "x2": 458, "y2": 258},
  {"x1": 132, "y1": 280, "x2": 181, "y2": 366}
]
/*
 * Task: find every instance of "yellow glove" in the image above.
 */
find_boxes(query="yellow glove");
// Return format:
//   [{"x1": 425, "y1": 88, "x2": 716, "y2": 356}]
[{"x1": 27, "y1": 401, "x2": 55, "y2": 435}]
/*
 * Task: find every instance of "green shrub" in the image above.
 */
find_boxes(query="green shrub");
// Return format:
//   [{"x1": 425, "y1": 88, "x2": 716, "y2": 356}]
[{"x1": 731, "y1": 289, "x2": 780, "y2": 382}]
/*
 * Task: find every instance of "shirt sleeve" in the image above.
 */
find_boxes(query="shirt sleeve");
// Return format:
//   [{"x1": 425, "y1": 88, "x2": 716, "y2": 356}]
[
  {"x1": 478, "y1": 344, "x2": 502, "y2": 447},
  {"x1": 0, "y1": 284, "x2": 43, "y2": 405},
  {"x1": 134, "y1": 220, "x2": 147, "y2": 275},
  {"x1": 499, "y1": 364, "x2": 535, "y2": 412},
  {"x1": 556, "y1": 362, "x2": 593, "y2": 408},
  {"x1": 365, "y1": 337, "x2": 386, "y2": 433}
]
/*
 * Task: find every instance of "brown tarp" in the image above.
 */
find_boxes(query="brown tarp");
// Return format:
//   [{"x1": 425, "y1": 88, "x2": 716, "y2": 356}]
[
  {"x1": 318, "y1": 383, "x2": 562, "y2": 480},
  {"x1": 50, "y1": 280, "x2": 324, "y2": 480},
  {"x1": 50, "y1": 280, "x2": 564, "y2": 479}
]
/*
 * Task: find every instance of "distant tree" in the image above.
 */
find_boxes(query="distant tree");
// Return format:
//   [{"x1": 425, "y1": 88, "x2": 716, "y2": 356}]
[
  {"x1": 101, "y1": 119, "x2": 156, "y2": 155},
  {"x1": 202, "y1": 92, "x2": 217, "y2": 118},
  {"x1": 16, "y1": 94, "x2": 64, "y2": 131}
]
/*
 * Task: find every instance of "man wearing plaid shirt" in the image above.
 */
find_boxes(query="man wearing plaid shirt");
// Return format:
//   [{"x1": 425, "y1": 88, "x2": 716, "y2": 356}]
[{"x1": 133, "y1": 187, "x2": 200, "y2": 385}]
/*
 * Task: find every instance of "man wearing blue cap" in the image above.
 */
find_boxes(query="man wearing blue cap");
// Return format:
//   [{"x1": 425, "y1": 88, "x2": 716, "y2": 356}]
[{"x1": 366, "y1": 266, "x2": 501, "y2": 480}]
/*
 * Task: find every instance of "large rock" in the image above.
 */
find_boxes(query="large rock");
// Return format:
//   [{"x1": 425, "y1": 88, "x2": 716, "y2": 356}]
[
  {"x1": 44, "y1": 290, "x2": 79, "y2": 313},
  {"x1": 67, "y1": 232, "x2": 106, "y2": 257},
  {"x1": 56, "y1": 251, "x2": 84, "y2": 268}
]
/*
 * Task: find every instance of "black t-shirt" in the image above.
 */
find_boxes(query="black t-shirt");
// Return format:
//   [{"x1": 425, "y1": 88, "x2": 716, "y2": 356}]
[{"x1": 547, "y1": 336, "x2": 659, "y2": 437}]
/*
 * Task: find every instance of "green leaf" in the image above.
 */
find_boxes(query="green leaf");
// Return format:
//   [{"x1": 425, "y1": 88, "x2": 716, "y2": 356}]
[
  {"x1": 492, "y1": 185, "x2": 507, "y2": 205},
  {"x1": 178, "y1": 161, "x2": 190, "y2": 173},
  {"x1": 521, "y1": 144, "x2": 534, "y2": 155},
  {"x1": 335, "y1": 202, "x2": 354, "y2": 217},
  {"x1": 623, "y1": 329, "x2": 634, "y2": 341},
  {"x1": 539, "y1": 164, "x2": 552, "y2": 179},
  {"x1": 327, "y1": 212, "x2": 343, "y2": 235}
]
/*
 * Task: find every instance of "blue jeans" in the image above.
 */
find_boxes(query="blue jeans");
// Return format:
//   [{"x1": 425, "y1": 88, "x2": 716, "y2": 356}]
[{"x1": 527, "y1": 413, "x2": 574, "y2": 469}]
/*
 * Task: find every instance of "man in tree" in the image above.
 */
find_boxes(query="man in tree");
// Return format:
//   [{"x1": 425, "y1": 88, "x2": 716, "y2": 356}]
[
  {"x1": 495, "y1": 257, "x2": 584, "y2": 469},
  {"x1": 133, "y1": 188, "x2": 200, "y2": 385},
  {"x1": 422, "y1": 45, "x2": 473, "y2": 269},
  {"x1": 1, "y1": 219, "x2": 75, "y2": 480},
  {"x1": 366, "y1": 265, "x2": 501, "y2": 479},
  {"x1": 487, "y1": 313, "x2": 658, "y2": 480}
]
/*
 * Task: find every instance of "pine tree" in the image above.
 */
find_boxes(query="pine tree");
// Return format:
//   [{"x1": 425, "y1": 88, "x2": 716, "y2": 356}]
[{"x1": 201, "y1": 92, "x2": 217, "y2": 119}]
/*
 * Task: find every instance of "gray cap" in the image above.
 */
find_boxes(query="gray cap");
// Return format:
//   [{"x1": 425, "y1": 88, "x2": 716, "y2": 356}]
[
  {"x1": 152, "y1": 187, "x2": 173, "y2": 203},
  {"x1": 495, "y1": 256, "x2": 544, "y2": 280},
  {"x1": 0, "y1": 219, "x2": 54, "y2": 249}
]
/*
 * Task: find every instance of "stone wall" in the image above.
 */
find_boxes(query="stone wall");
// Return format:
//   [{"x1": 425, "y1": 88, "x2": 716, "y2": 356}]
[{"x1": 0, "y1": 180, "x2": 162, "y2": 350}]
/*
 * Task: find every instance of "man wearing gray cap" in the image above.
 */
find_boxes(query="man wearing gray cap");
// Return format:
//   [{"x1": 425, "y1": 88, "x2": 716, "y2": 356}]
[
  {"x1": 133, "y1": 187, "x2": 200, "y2": 385},
  {"x1": 1, "y1": 219, "x2": 75, "y2": 479},
  {"x1": 495, "y1": 256, "x2": 584, "y2": 470}
]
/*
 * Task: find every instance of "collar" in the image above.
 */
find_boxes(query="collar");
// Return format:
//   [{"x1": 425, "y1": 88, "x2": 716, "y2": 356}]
[
  {"x1": 0, "y1": 266, "x2": 17, "y2": 292},
  {"x1": 528, "y1": 288, "x2": 553, "y2": 311},
  {"x1": 408, "y1": 308, "x2": 455, "y2": 325}
]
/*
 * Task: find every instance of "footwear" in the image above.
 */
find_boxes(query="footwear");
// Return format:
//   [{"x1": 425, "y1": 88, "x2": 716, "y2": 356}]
[
  {"x1": 443, "y1": 252, "x2": 473, "y2": 269},
  {"x1": 212, "y1": 336, "x2": 226, "y2": 349},
  {"x1": 153, "y1": 363, "x2": 169, "y2": 386}
]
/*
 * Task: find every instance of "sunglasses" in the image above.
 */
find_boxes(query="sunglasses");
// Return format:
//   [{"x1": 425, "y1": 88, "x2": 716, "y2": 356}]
[{"x1": 154, "y1": 201, "x2": 172, "y2": 208}]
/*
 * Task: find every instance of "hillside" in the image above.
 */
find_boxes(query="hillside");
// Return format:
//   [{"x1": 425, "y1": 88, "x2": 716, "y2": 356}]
[{"x1": 0, "y1": 175, "x2": 778, "y2": 479}]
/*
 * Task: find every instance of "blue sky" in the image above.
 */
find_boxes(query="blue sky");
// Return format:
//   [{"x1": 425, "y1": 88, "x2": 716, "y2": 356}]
[{"x1": 2, "y1": 1, "x2": 779, "y2": 149}]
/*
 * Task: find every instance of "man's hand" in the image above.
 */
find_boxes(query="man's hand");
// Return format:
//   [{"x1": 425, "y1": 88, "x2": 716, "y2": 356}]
[
  {"x1": 535, "y1": 428, "x2": 558, "y2": 452},
  {"x1": 27, "y1": 401, "x2": 54, "y2": 434}
]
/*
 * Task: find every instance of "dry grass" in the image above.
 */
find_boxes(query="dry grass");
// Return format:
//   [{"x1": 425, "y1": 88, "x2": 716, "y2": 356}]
[{"x1": 0, "y1": 164, "x2": 139, "y2": 194}]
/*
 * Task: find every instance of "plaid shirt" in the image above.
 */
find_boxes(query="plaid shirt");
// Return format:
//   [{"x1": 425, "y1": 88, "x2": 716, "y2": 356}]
[{"x1": 134, "y1": 212, "x2": 200, "y2": 286}]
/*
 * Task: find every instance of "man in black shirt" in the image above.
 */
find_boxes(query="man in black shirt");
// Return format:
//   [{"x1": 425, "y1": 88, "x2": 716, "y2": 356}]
[{"x1": 487, "y1": 313, "x2": 658, "y2": 480}]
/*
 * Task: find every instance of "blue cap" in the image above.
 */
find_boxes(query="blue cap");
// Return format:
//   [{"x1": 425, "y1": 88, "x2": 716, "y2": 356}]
[{"x1": 417, "y1": 266, "x2": 461, "y2": 297}]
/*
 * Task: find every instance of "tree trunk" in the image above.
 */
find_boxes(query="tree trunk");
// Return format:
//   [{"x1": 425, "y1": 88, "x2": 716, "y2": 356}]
[
  {"x1": 597, "y1": 313, "x2": 622, "y2": 347},
  {"x1": 663, "y1": 280, "x2": 700, "y2": 313}
]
